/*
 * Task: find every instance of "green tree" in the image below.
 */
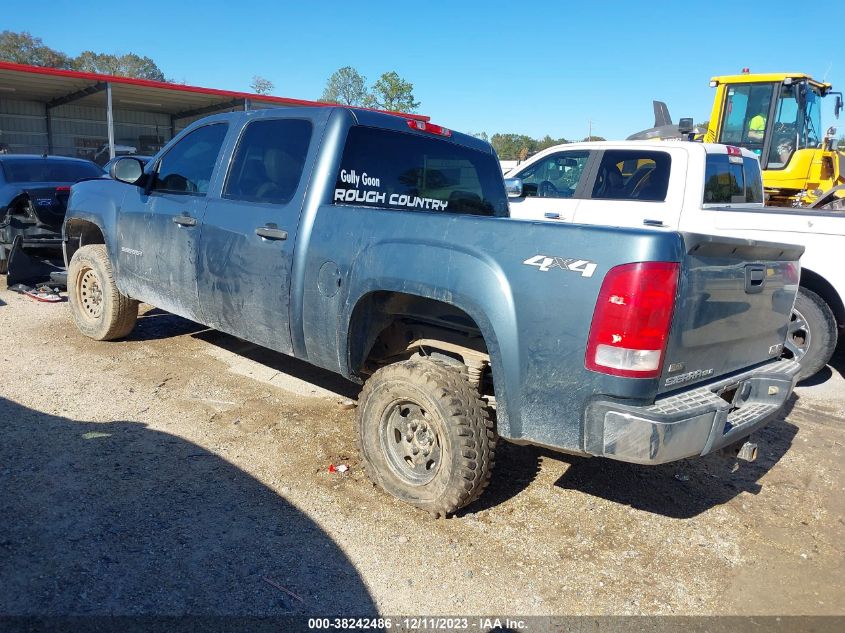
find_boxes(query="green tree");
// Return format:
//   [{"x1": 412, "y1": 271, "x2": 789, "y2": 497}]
[
  {"x1": 537, "y1": 135, "x2": 569, "y2": 151},
  {"x1": 470, "y1": 131, "x2": 489, "y2": 142},
  {"x1": 320, "y1": 66, "x2": 369, "y2": 106},
  {"x1": 250, "y1": 75, "x2": 274, "y2": 95},
  {"x1": 490, "y1": 133, "x2": 569, "y2": 160},
  {"x1": 73, "y1": 51, "x2": 166, "y2": 81},
  {"x1": 491, "y1": 134, "x2": 537, "y2": 160},
  {"x1": 581, "y1": 135, "x2": 606, "y2": 142},
  {"x1": 0, "y1": 30, "x2": 71, "y2": 68},
  {"x1": 365, "y1": 71, "x2": 420, "y2": 113}
]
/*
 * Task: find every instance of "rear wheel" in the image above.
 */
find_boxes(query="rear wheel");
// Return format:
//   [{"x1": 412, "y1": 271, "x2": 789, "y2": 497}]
[
  {"x1": 784, "y1": 287, "x2": 838, "y2": 380},
  {"x1": 68, "y1": 244, "x2": 139, "y2": 340},
  {"x1": 357, "y1": 359, "x2": 496, "y2": 517}
]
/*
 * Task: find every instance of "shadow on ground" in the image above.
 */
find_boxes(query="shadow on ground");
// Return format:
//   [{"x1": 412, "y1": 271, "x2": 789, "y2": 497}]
[
  {"x1": 130, "y1": 308, "x2": 210, "y2": 342},
  {"x1": 796, "y1": 344, "x2": 845, "y2": 387},
  {"x1": 128, "y1": 309, "x2": 360, "y2": 400},
  {"x1": 194, "y1": 330, "x2": 361, "y2": 401},
  {"x1": 548, "y1": 395, "x2": 799, "y2": 519},
  {"x1": 0, "y1": 397, "x2": 375, "y2": 616}
]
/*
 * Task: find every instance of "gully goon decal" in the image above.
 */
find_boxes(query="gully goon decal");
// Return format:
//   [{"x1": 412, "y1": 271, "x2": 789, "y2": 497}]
[{"x1": 334, "y1": 169, "x2": 449, "y2": 211}]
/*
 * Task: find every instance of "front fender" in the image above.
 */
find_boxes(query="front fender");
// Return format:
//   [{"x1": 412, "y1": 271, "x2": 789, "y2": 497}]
[{"x1": 63, "y1": 179, "x2": 125, "y2": 268}]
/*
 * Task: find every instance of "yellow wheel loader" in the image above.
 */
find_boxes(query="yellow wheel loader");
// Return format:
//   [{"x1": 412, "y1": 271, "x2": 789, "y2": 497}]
[
  {"x1": 705, "y1": 72, "x2": 844, "y2": 208},
  {"x1": 630, "y1": 72, "x2": 845, "y2": 209}
]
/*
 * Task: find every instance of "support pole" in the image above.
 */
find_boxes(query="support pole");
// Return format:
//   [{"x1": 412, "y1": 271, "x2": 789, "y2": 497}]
[
  {"x1": 45, "y1": 105, "x2": 54, "y2": 155},
  {"x1": 106, "y1": 82, "x2": 115, "y2": 160}
]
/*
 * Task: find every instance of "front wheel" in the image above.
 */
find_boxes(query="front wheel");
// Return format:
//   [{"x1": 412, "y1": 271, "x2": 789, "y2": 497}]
[
  {"x1": 357, "y1": 359, "x2": 496, "y2": 517},
  {"x1": 68, "y1": 244, "x2": 139, "y2": 341},
  {"x1": 784, "y1": 287, "x2": 838, "y2": 380}
]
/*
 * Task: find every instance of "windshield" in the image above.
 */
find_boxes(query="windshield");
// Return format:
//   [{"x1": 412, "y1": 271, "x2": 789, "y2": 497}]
[
  {"x1": 766, "y1": 84, "x2": 824, "y2": 168},
  {"x1": 1, "y1": 159, "x2": 103, "y2": 183}
]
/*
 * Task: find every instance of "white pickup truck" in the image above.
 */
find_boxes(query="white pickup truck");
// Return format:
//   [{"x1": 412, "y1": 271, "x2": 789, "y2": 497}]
[{"x1": 504, "y1": 140, "x2": 844, "y2": 379}]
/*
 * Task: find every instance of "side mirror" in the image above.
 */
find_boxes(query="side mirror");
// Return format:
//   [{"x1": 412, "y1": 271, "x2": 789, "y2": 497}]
[
  {"x1": 504, "y1": 177, "x2": 523, "y2": 198},
  {"x1": 110, "y1": 157, "x2": 145, "y2": 184},
  {"x1": 678, "y1": 117, "x2": 694, "y2": 134},
  {"x1": 835, "y1": 94, "x2": 843, "y2": 119}
]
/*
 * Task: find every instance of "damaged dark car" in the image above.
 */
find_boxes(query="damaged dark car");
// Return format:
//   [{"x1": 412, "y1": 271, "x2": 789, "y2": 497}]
[{"x1": 0, "y1": 155, "x2": 104, "y2": 275}]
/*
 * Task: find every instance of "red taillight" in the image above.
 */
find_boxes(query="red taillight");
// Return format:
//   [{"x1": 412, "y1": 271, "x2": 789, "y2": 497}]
[
  {"x1": 407, "y1": 119, "x2": 452, "y2": 137},
  {"x1": 726, "y1": 145, "x2": 744, "y2": 164},
  {"x1": 585, "y1": 262, "x2": 679, "y2": 378},
  {"x1": 55, "y1": 186, "x2": 71, "y2": 192}
]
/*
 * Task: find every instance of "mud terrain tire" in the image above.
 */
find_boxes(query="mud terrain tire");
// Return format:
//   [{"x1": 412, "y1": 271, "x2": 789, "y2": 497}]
[{"x1": 357, "y1": 359, "x2": 496, "y2": 517}]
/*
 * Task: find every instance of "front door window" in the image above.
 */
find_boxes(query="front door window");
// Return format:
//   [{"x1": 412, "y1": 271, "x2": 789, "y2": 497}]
[{"x1": 518, "y1": 151, "x2": 589, "y2": 199}]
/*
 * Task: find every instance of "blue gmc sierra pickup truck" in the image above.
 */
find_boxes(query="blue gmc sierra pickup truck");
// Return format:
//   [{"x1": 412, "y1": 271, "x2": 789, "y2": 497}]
[{"x1": 62, "y1": 106, "x2": 802, "y2": 516}]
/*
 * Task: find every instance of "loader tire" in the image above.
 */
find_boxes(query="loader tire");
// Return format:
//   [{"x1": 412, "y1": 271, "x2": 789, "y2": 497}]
[
  {"x1": 786, "y1": 287, "x2": 838, "y2": 380},
  {"x1": 68, "y1": 244, "x2": 139, "y2": 341},
  {"x1": 357, "y1": 358, "x2": 496, "y2": 517}
]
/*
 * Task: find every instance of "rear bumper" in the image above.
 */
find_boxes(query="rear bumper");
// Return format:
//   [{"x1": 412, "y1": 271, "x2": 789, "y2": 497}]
[{"x1": 584, "y1": 359, "x2": 800, "y2": 465}]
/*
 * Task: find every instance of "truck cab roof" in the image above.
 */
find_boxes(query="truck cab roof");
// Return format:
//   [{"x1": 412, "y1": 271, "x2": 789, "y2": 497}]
[{"x1": 524, "y1": 140, "x2": 758, "y2": 161}]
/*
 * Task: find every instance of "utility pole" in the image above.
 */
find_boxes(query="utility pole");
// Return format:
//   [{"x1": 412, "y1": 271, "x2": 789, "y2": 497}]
[{"x1": 588, "y1": 119, "x2": 596, "y2": 141}]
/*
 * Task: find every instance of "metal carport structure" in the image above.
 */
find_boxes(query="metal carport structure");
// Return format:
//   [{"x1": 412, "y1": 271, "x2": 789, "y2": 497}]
[{"x1": 0, "y1": 61, "x2": 427, "y2": 163}]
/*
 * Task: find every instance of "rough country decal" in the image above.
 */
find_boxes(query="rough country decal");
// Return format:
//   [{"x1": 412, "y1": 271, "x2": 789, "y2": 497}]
[
  {"x1": 522, "y1": 255, "x2": 598, "y2": 278},
  {"x1": 334, "y1": 169, "x2": 449, "y2": 211}
]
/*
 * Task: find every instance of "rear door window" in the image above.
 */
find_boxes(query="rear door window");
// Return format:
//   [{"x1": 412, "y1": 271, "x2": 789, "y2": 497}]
[
  {"x1": 703, "y1": 154, "x2": 764, "y2": 204},
  {"x1": 590, "y1": 150, "x2": 671, "y2": 201},
  {"x1": 334, "y1": 126, "x2": 507, "y2": 216},
  {"x1": 224, "y1": 119, "x2": 312, "y2": 204}
]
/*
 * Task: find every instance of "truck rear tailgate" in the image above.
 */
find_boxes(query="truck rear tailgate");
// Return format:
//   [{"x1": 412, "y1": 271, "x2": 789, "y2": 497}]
[{"x1": 658, "y1": 233, "x2": 802, "y2": 394}]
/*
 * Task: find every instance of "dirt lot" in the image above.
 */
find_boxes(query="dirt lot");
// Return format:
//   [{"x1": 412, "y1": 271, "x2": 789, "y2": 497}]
[{"x1": 1, "y1": 280, "x2": 843, "y2": 617}]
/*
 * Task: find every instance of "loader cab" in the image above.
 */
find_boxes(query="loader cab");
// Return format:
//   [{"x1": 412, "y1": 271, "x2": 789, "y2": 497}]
[
  {"x1": 705, "y1": 73, "x2": 843, "y2": 206},
  {"x1": 711, "y1": 75, "x2": 827, "y2": 170}
]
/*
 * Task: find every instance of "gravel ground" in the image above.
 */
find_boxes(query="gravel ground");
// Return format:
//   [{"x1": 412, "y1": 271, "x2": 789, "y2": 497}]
[{"x1": 1, "y1": 280, "x2": 843, "y2": 617}]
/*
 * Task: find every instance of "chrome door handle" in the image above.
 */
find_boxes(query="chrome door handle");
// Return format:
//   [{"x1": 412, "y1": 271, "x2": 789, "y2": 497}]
[
  {"x1": 173, "y1": 215, "x2": 197, "y2": 227},
  {"x1": 255, "y1": 225, "x2": 288, "y2": 240}
]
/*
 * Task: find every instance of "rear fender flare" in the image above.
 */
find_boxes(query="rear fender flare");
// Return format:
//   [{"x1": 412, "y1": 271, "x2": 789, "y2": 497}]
[{"x1": 340, "y1": 240, "x2": 521, "y2": 439}]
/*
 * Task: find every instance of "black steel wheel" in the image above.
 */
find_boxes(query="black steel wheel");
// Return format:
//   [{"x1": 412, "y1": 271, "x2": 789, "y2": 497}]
[{"x1": 357, "y1": 358, "x2": 496, "y2": 517}]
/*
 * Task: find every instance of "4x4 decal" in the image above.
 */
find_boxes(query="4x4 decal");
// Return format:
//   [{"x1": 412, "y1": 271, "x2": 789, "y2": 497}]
[{"x1": 523, "y1": 255, "x2": 598, "y2": 278}]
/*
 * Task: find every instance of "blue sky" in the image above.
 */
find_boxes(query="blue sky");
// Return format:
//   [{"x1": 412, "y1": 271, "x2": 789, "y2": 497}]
[{"x1": 6, "y1": 1, "x2": 845, "y2": 140}]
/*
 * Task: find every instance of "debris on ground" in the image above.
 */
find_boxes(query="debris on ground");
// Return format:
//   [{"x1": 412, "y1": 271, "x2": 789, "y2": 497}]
[
  {"x1": 81, "y1": 431, "x2": 112, "y2": 440},
  {"x1": 328, "y1": 463, "x2": 349, "y2": 473},
  {"x1": 9, "y1": 284, "x2": 63, "y2": 303},
  {"x1": 261, "y1": 576, "x2": 304, "y2": 603}
]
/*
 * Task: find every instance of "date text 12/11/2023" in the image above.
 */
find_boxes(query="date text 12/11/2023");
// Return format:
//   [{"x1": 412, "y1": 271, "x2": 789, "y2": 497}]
[{"x1": 307, "y1": 617, "x2": 527, "y2": 630}]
